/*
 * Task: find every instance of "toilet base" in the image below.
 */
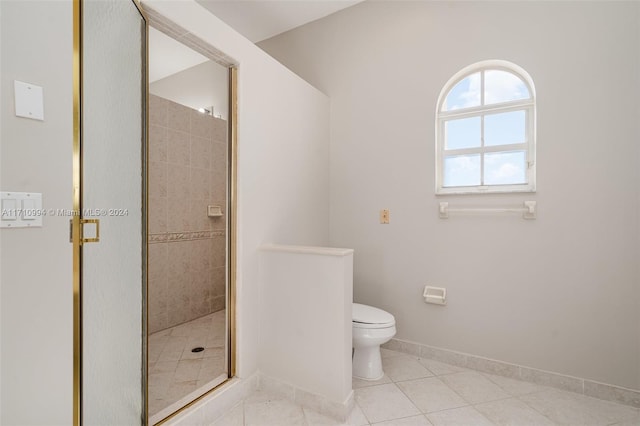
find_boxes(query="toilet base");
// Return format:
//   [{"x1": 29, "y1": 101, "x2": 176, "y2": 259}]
[{"x1": 352, "y1": 346, "x2": 384, "y2": 381}]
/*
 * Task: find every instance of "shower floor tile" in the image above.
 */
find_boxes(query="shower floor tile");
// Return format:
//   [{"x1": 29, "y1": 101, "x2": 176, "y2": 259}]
[{"x1": 148, "y1": 309, "x2": 227, "y2": 419}]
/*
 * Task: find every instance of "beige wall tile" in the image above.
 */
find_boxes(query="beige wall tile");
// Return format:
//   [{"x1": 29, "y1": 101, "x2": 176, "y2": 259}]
[
  {"x1": 211, "y1": 167, "x2": 227, "y2": 201},
  {"x1": 149, "y1": 94, "x2": 168, "y2": 126},
  {"x1": 211, "y1": 142, "x2": 227, "y2": 173},
  {"x1": 149, "y1": 95, "x2": 229, "y2": 330},
  {"x1": 167, "y1": 129, "x2": 191, "y2": 166},
  {"x1": 167, "y1": 164, "x2": 191, "y2": 201},
  {"x1": 167, "y1": 100, "x2": 190, "y2": 133},
  {"x1": 211, "y1": 235, "x2": 226, "y2": 268},
  {"x1": 167, "y1": 198, "x2": 192, "y2": 233},
  {"x1": 190, "y1": 198, "x2": 212, "y2": 232},
  {"x1": 149, "y1": 197, "x2": 168, "y2": 234},
  {"x1": 211, "y1": 295, "x2": 225, "y2": 312},
  {"x1": 191, "y1": 135, "x2": 211, "y2": 170},
  {"x1": 212, "y1": 117, "x2": 227, "y2": 143},
  {"x1": 191, "y1": 109, "x2": 214, "y2": 139},
  {"x1": 191, "y1": 167, "x2": 210, "y2": 200},
  {"x1": 149, "y1": 161, "x2": 168, "y2": 198},
  {"x1": 209, "y1": 201, "x2": 226, "y2": 231},
  {"x1": 211, "y1": 266, "x2": 226, "y2": 297},
  {"x1": 149, "y1": 124, "x2": 168, "y2": 162}
]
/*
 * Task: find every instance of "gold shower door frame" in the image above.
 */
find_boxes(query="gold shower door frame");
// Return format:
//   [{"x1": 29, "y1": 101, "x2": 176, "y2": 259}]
[{"x1": 72, "y1": 0, "x2": 238, "y2": 424}]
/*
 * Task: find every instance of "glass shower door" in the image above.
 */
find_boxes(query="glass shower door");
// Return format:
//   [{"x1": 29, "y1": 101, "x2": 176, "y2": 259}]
[{"x1": 79, "y1": 0, "x2": 146, "y2": 424}]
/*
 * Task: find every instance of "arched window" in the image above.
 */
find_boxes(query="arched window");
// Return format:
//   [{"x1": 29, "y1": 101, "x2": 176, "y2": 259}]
[{"x1": 436, "y1": 60, "x2": 536, "y2": 194}]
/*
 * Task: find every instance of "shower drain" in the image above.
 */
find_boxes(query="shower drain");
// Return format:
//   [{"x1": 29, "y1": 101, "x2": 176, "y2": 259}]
[{"x1": 191, "y1": 347, "x2": 205, "y2": 353}]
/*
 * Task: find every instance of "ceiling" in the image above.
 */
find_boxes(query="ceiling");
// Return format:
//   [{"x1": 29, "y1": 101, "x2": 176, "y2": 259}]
[
  {"x1": 150, "y1": 1, "x2": 362, "y2": 84},
  {"x1": 195, "y1": 0, "x2": 364, "y2": 43}
]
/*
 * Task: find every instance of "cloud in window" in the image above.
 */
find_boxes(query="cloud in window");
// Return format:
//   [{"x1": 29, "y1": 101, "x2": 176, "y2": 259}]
[
  {"x1": 445, "y1": 70, "x2": 530, "y2": 111},
  {"x1": 484, "y1": 151, "x2": 526, "y2": 185},
  {"x1": 445, "y1": 73, "x2": 480, "y2": 110},
  {"x1": 484, "y1": 70, "x2": 529, "y2": 105}
]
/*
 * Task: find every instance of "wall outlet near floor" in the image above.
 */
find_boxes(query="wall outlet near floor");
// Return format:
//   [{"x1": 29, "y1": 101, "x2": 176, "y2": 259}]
[{"x1": 380, "y1": 209, "x2": 390, "y2": 224}]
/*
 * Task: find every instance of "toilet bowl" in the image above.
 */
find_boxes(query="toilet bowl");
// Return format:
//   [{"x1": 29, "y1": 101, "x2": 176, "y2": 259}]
[{"x1": 352, "y1": 303, "x2": 396, "y2": 380}]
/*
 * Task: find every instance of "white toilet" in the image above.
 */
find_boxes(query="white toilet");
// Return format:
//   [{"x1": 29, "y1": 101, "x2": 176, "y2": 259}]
[{"x1": 352, "y1": 303, "x2": 396, "y2": 380}]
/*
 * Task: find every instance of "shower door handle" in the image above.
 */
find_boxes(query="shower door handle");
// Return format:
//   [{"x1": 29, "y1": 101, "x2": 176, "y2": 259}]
[
  {"x1": 69, "y1": 218, "x2": 100, "y2": 244},
  {"x1": 81, "y1": 218, "x2": 100, "y2": 243}
]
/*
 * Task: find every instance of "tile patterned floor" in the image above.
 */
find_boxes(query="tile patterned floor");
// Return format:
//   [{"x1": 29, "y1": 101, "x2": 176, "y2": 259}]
[
  {"x1": 149, "y1": 310, "x2": 227, "y2": 418},
  {"x1": 211, "y1": 349, "x2": 640, "y2": 426}
]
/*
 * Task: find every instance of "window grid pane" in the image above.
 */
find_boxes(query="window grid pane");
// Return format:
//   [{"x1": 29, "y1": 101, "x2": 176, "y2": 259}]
[
  {"x1": 443, "y1": 154, "x2": 481, "y2": 187},
  {"x1": 483, "y1": 151, "x2": 527, "y2": 185},
  {"x1": 444, "y1": 72, "x2": 481, "y2": 111},
  {"x1": 445, "y1": 116, "x2": 481, "y2": 150},
  {"x1": 484, "y1": 70, "x2": 530, "y2": 105},
  {"x1": 484, "y1": 110, "x2": 526, "y2": 147}
]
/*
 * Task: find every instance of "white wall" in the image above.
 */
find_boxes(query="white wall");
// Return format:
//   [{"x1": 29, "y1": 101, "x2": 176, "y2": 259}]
[
  {"x1": 259, "y1": 245, "x2": 353, "y2": 405},
  {"x1": 142, "y1": 0, "x2": 331, "y2": 379},
  {"x1": 259, "y1": 1, "x2": 640, "y2": 389},
  {"x1": 150, "y1": 60, "x2": 229, "y2": 120},
  {"x1": 0, "y1": 1, "x2": 73, "y2": 424}
]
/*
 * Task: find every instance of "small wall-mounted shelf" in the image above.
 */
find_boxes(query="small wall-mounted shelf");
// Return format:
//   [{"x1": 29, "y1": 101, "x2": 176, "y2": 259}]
[
  {"x1": 207, "y1": 205, "x2": 223, "y2": 217},
  {"x1": 439, "y1": 201, "x2": 537, "y2": 220}
]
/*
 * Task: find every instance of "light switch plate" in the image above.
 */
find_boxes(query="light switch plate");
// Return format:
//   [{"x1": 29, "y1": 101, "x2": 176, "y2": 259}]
[
  {"x1": 14, "y1": 80, "x2": 44, "y2": 121},
  {"x1": 1, "y1": 192, "x2": 43, "y2": 228}
]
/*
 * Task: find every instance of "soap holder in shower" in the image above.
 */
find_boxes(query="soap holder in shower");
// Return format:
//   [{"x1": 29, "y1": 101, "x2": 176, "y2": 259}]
[{"x1": 207, "y1": 205, "x2": 223, "y2": 217}]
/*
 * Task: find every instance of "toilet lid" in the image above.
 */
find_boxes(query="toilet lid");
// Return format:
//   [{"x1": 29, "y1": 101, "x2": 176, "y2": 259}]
[{"x1": 353, "y1": 303, "x2": 395, "y2": 325}]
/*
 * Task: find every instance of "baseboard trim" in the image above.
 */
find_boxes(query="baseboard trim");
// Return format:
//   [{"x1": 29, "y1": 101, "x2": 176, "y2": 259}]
[
  {"x1": 257, "y1": 374, "x2": 355, "y2": 422},
  {"x1": 382, "y1": 338, "x2": 640, "y2": 409},
  {"x1": 164, "y1": 374, "x2": 258, "y2": 425}
]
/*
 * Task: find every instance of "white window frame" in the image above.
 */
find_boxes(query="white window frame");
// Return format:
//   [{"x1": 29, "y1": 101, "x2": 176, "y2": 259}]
[{"x1": 435, "y1": 60, "x2": 536, "y2": 195}]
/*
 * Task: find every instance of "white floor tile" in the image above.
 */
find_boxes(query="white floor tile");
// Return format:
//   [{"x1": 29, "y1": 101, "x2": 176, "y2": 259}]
[
  {"x1": 439, "y1": 372, "x2": 510, "y2": 404},
  {"x1": 348, "y1": 404, "x2": 372, "y2": 426},
  {"x1": 353, "y1": 374, "x2": 392, "y2": 389},
  {"x1": 381, "y1": 349, "x2": 406, "y2": 359},
  {"x1": 212, "y1": 401, "x2": 244, "y2": 426},
  {"x1": 475, "y1": 398, "x2": 556, "y2": 426},
  {"x1": 244, "y1": 396, "x2": 306, "y2": 426},
  {"x1": 303, "y1": 406, "x2": 371, "y2": 426},
  {"x1": 481, "y1": 373, "x2": 549, "y2": 396},
  {"x1": 609, "y1": 413, "x2": 640, "y2": 426},
  {"x1": 519, "y1": 389, "x2": 639, "y2": 425},
  {"x1": 396, "y1": 377, "x2": 468, "y2": 414},
  {"x1": 383, "y1": 356, "x2": 434, "y2": 382},
  {"x1": 355, "y1": 384, "x2": 421, "y2": 424},
  {"x1": 416, "y1": 358, "x2": 467, "y2": 377},
  {"x1": 426, "y1": 406, "x2": 495, "y2": 426},
  {"x1": 371, "y1": 414, "x2": 432, "y2": 425},
  {"x1": 304, "y1": 407, "x2": 347, "y2": 426}
]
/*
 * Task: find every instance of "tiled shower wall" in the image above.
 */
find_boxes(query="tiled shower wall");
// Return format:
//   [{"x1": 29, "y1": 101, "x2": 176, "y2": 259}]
[{"x1": 148, "y1": 94, "x2": 227, "y2": 334}]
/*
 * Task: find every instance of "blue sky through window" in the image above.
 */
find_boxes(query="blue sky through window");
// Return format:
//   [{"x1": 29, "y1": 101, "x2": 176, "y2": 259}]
[
  {"x1": 444, "y1": 154, "x2": 480, "y2": 187},
  {"x1": 444, "y1": 72, "x2": 480, "y2": 110},
  {"x1": 485, "y1": 151, "x2": 526, "y2": 185},
  {"x1": 446, "y1": 117, "x2": 480, "y2": 149},
  {"x1": 485, "y1": 111, "x2": 526, "y2": 146}
]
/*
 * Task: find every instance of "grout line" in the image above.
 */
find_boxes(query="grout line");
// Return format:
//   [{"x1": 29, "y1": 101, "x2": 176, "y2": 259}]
[{"x1": 386, "y1": 338, "x2": 640, "y2": 409}]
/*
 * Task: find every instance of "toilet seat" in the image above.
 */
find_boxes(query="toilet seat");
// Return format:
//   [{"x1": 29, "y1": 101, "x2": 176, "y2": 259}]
[{"x1": 353, "y1": 303, "x2": 395, "y2": 329}]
